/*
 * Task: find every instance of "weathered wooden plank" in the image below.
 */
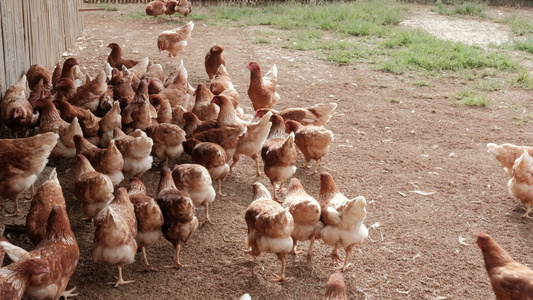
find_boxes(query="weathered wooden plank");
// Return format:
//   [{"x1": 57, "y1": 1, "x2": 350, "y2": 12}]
[{"x1": 0, "y1": 0, "x2": 7, "y2": 100}]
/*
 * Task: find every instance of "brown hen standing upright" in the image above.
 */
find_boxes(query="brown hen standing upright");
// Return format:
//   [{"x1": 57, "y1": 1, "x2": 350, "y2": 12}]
[
  {"x1": 107, "y1": 43, "x2": 139, "y2": 70},
  {"x1": 204, "y1": 45, "x2": 226, "y2": 80},
  {"x1": 156, "y1": 166, "x2": 199, "y2": 268},
  {"x1": 92, "y1": 188, "x2": 138, "y2": 287},
  {"x1": 247, "y1": 61, "x2": 279, "y2": 110},
  {"x1": 477, "y1": 232, "x2": 533, "y2": 299},
  {"x1": 145, "y1": 0, "x2": 167, "y2": 17}
]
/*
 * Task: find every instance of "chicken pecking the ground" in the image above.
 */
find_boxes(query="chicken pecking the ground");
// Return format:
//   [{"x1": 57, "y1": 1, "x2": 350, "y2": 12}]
[
  {"x1": 172, "y1": 163, "x2": 216, "y2": 224},
  {"x1": 318, "y1": 172, "x2": 368, "y2": 271},
  {"x1": 477, "y1": 232, "x2": 533, "y2": 299},
  {"x1": 282, "y1": 178, "x2": 323, "y2": 262},
  {"x1": 92, "y1": 188, "x2": 138, "y2": 287},
  {"x1": 157, "y1": 21, "x2": 194, "y2": 58},
  {"x1": 145, "y1": 0, "x2": 167, "y2": 18},
  {"x1": 243, "y1": 182, "x2": 294, "y2": 281},
  {"x1": 156, "y1": 166, "x2": 199, "y2": 268},
  {"x1": 1, "y1": 75, "x2": 39, "y2": 137},
  {"x1": 255, "y1": 102, "x2": 338, "y2": 127},
  {"x1": 285, "y1": 120, "x2": 334, "y2": 174},
  {"x1": 0, "y1": 256, "x2": 50, "y2": 300},
  {"x1": 323, "y1": 270, "x2": 347, "y2": 300},
  {"x1": 0, "y1": 132, "x2": 58, "y2": 216}
]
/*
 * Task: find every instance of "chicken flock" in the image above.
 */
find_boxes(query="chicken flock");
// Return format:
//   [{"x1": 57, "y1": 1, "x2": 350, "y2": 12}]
[{"x1": 0, "y1": 11, "x2": 368, "y2": 298}]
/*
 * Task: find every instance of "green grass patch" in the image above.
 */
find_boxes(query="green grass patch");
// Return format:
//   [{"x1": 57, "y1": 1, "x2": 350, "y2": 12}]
[
  {"x1": 412, "y1": 80, "x2": 431, "y2": 87},
  {"x1": 513, "y1": 38, "x2": 533, "y2": 54},
  {"x1": 513, "y1": 113, "x2": 533, "y2": 125},
  {"x1": 434, "y1": 1, "x2": 486, "y2": 18},
  {"x1": 456, "y1": 89, "x2": 491, "y2": 107},
  {"x1": 475, "y1": 79, "x2": 503, "y2": 91},
  {"x1": 124, "y1": 11, "x2": 151, "y2": 20},
  {"x1": 252, "y1": 36, "x2": 271, "y2": 44},
  {"x1": 98, "y1": 4, "x2": 118, "y2": 11},
  {"x1": 511, "y1": 71, "x2": 533, "y2": 90},
  {"x1": 502, "y1": 14, "x2": 533, "y2": 36},
  {"x1": 377, "y1": 28, "x2": 516, "y2": 74}
]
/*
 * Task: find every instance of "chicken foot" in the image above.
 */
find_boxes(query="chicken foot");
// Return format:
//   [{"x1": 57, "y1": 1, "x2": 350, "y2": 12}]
[
  {"x1": 290, "y1": 239, "x2": 305, "y2": 255},
  {"x1": 165, "y1": 242, "x2": 185, "y2": 269},
  {"x1": 271, "y1": 252, "x2": 292, "y2": 282},
  {"x1": 252, "y1": 153, "x2": 261, "y2": 176},
  {"x1": 216, "y1": 179, "x2": 226, "y2": 197},
  {"x1": 23, "y1": 184, "x2": 36, "y2": 202},
  {"x1": 139, "y1": 246, "x2": 159, "y2": 272},
  {"x1": 4, "y1": 196, "x2": 22, "y2": 217},
  {"x1": 61, "y1": 287, "x2": 78, "y2": 299},
  {"x1": 204, "y1": 200, "x2": 214, "y2": 225},
  {"x1": 339, "y1": 244, "x2": 355, "y2": 271},
  {"x1": 108, "y1": 264, "x2": 135, "y2": 287},
  {"x1": 522, "y1": 203, "x2": 532, "y2": 219},
  {"x1": 306, "y1": 237, "x2": 317, "y2": 263},
  {"x1": 330, "y1": 243, "x2": 341, "y2": 266}
]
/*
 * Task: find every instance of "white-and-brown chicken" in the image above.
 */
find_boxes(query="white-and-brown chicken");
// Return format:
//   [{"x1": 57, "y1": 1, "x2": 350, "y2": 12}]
[
  {"x1": 172, "y1": 163, "x2": 216, "y2": 224},
  {"x1": 121, "y1": 78, "x2": 157, "y2": 133},
  {"x1": 282, "y1": 178, "x2": 323, "y2": 261},
  {"x1": 145, "y1": 123, "x2": 186, "y2": 166},
  {"x1": 127, "y1": 177, "x2": 164, "y2": 272},
  {"x1": 285, "y1": 120, "x2": 334, "y2": 173},
  {"x1": 98, "y1": 101, "x2": 122, "y2": 148},
  {"x1": 157, "y1": 21, "x2": 194, "y2": 58},
  {"x1": 0, "y1": 256, "x2": 50, "y2": 300},
  {"x1": 507, "y1": 149, "x2": 533, "y2": 218},
  {"x1": 1, "y1": 206, "x2": 80, "y2": 299},
  {"x1": 256, "y1": 102, "x2": 337, "y2": 126},
  {"x1": 74, "y1": 154, "x2": 115, "y2": 220},
  {"x1": 26, "y1": 169, "x2": 66, "y2": 246},
  {"x1": 92, "y1": 188, "x2": 138, "y2": 287},
  {"x1": 0, "y1": 132, "x2": 58, "y2": 216},
  {"x1": 487, "y1": 143, "x2": 533, "y2": 178},
  {"x1": 188, "y1": 139, "x2": 230, "y2": 197},
  {"x1": 261, "y1": 114, "x2": 297, "y2": 201},
  {"x1": 1, "y1": 75, "x2": 39, "y2": 137},
  {"x1": 112, "y1": 128, "x2": 154, "y2": 178},
  {"x1": 156, "y1": 166, "x2": 199, "y2": 268},
  {"x1": 319, "y1": 172, "x2": 368, "y2": 270},
  {"x1": 243, "y1": 182, "x2": 294, "y2": 281}
]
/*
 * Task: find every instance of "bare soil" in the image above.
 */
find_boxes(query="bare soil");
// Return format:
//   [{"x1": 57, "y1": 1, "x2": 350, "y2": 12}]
[{"x1": 5, "y1": 4, "x2": 533, "y2": 300}]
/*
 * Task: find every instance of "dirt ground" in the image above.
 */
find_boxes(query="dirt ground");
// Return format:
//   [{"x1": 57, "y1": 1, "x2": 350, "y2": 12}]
[{"x1": 4, "y1": 3, "x2": 533, "y2": 300}]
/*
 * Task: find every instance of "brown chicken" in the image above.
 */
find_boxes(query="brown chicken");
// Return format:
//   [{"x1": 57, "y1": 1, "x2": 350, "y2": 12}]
[
  {"x1": 121, "y1": 78, "x2": 158, "y2": 133},
  {"x1": 187, "y1": 125, "x2": 246, "y2": 160},
  {"x1": 36, "y1": 97, "x2": 83, "y2": 159},
  {"x1": 74, "y1": 134, "x2": 125, "y2": 186},
  {"x1": 182, "y1": 111, "x2": 218, "y2": 138},
  {"x1": 282, "y1": 178, "x2": 323, "y2": 261},
  {"x1": 80, "y1": 109, "x2": 102, "y2": 146},
  {"x1": 145, "y1": 0, "x2": 167, "y2": 17},
  {"x1": 150, "y1": 94, "x2": 173, "y2": 124},
  {"x1": 93, "y1": 188, "x2": 138, "y2": 287},
  {"x1": 111, "y1": 68, "x2": 135, "y2": 110},
  {"x1": 0, "y1": 132, "x2": 58, "y2": 216},
  {"x1": 231, "y1": 111, "x2": 272, "y2": 175},
  {"x1": 124, "y1": 56, "x2": 149, "y2": 80},
  {"x1": 487, "y1": 143, "x2": 533, "y2": 178},
  {"x1": 192, "y1": 83, "x2": 218, "y2": 121},
  {"x1": 319, "y1": 172, "x2": 368, "y2": 270},
  {"x1": 54, "y1": 98, "x2": 86, "y2": 123},
  {"x1": 477, "y1": 232, "x2": 533, "y2": 299},
  {"x1": 247, "y1": 61, "x2": 279, "y2": 110},
  {"x1": 156, "y1": 166, "x2": 199, "y2": 268},
  {"x1": 157, "y1": 21, "x2": 194, "y2": 58},
  {"x1": 53, "y1": 78, "x2": 77, "y2": 103},
  {"x1": 164, "y1": 0, "x2": 178, "y2": 17},
  {"x1": 285, "y1": 120, "x2": 334, "y2": 173},
  {"x1": 175, "y1": 0, "x2": 192, "y2": 17},
  {"x1": 323, "y1": 270, "x2": 347, "y2": 300},
  {"x1": 27, "y1": 64, "x2": 52, "y2": 91},
  {"x1": 74, "y1": 154, "x2": 115, "y2": 219},
  {"x1": 127, "y1": 177, "x2": 164, "y2": 272},
  {"x1": 261, "y1": 114, "x2": 297, "y2": 201},
  {"x1": 1, "y1": 205, "x2": 80, "y2": 300},
  {"x1": 172, "y1": 163, "x2": 217, "y2": 224},
  {"x1": 189, "y1": 139, "x2": 230, "y2": 196},
  {"x1": 1, "y1": 75, "x2": 39, "y2": 137},
  {"x1": 68, "y1": 70, "x2": 108, "y2": 112},
  {"x1": 210, "y1": 64, "x2": 232, "y2": 94},
  {"x1": 52, "y1": 58, "x2": 79, "y2": 88},
  {"x1": 205, "y1": 45, "x2": 226, "y2": 80},
  {"x1": 26, "y1": 169, "x2": 66, "y2": 245},
  {"x1": 99, "y1": 101, "x2": 122, "y2": 148},
  {"x1": 145, "y1": 123, "x2": 186, "y2": 166},
  {"x1": 212, "y1": 95, "x2": 249, "y2": 127},
  {"x1": 0, "y1": 256, "x2": 50, "y2": 300},
  {"x1": 112, "y1": 128, "x2": 154, "y2": 178},
  {"x1": 161, "y1": 59, "x2": 192, "y2": 109},
  {"x1": 107, "y1": 43, "x2": 139, "y2": 70},
  {"x1": 507, "y1": 149, "x2": 533, "y2": 218},
  {"x1": 256, "y1": 102, "x2": 338, "y2": 126},
  {"x1": 243, "y1": 182, "x2": 294, "y2": 281}
]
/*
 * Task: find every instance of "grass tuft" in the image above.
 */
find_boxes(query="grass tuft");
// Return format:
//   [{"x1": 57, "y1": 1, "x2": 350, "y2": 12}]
[{"x1": 456, "y1": 89, "x2": 490, "y2": 107}]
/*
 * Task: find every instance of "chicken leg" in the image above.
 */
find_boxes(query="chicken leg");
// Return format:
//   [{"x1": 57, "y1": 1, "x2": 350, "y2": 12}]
[
  {"x1": 272, "y1": 252, "x2": 290, "y2": 282},
  {"x1": 340, "y1": 244, "x2": 355, "y2": 271},
  {"x1": 5, "y1": 195, "x2": 22, "y2": 217},
  {"x1": 306, "y1": 236, "x2": 317, "y2": 262},
  {"x1": 522, "y1": 203, "x2": 532, "y2": 218},
  {"x1": 61, "y1": 287, "x2": 78, "y2": 299},
  {"x1": 140, "y1": 246, "x2": 158, "y2": 272},
  {"x1": 108, "y1": 264, "x2": 135, "y2": 287},
  {"x1": 204, "y1": 200, "x2": 214, "y2": 225},
  {"x1": 166, "y1": 242, "x2": 184, "y2": 269},
  {"x1": 216, "y1": 179, "x2": 226, "y2": 197},
  {"x1": 251, "y1": 153, "x2": 261, "y2": 176}
]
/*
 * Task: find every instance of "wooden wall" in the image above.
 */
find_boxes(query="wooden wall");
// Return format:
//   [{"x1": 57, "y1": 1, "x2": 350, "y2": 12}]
[{"x1": 0, "y1": 0, "x2": 84, "y2": 99}]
